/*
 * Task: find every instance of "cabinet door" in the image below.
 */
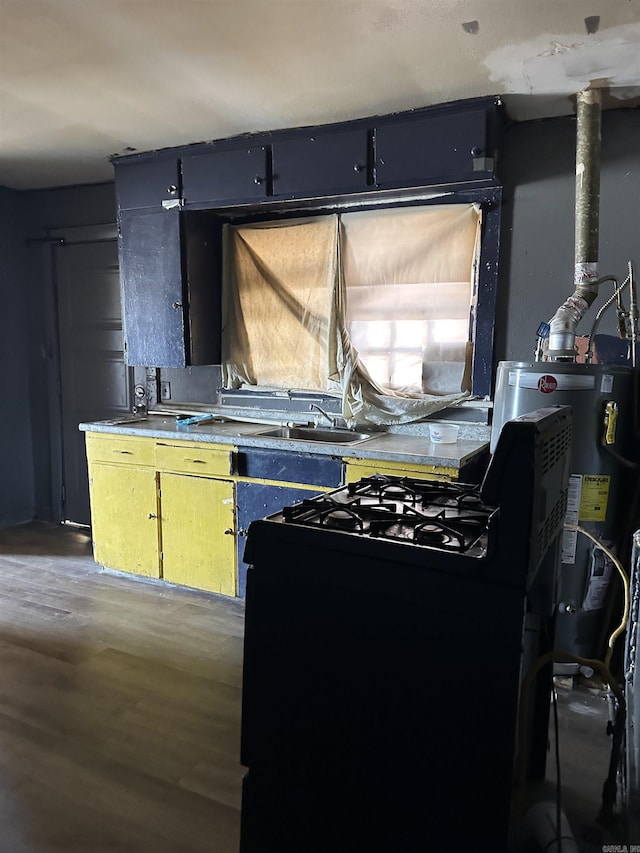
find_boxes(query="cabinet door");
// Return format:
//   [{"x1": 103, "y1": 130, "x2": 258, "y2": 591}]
[
  {"x1": 119, "y1": 209, "x2": 185, "y2": 367},
  {"x1": 182, "y1": 146, "x2": 269, "y2": 207},
  {"x1": 272, "y1": 127, "x2": 369, "y2": 198},
  {"x1": 375, "y1": 108, "x2": 492, "y2": 189},
  {"x1": 236, "y1": 482, "x2": 320, "y2": 597},
  {"x1": 160, "y1": 474, "x2": 236, "y2": 596},
  {"x1": 88, "y1": 463, "x2": 161, "y2": 577},
  {"x1": 119, "y1": 209, "x2": 221, "y2": 368},
  {"x1": 115, "y1": 159, "x2": 181, "y2": 211}
]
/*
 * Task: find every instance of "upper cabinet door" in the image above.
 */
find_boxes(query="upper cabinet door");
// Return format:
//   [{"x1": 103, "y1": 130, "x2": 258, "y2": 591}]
[
  {"x1": 375, "y1": 108, "x2": 493, "y2": 189},
  {"x1": 115, "y1": 159, "x2": 181, "y2": 212},
  {"x1": 119, "y1": 209, "x2": 221, "y2": 368},
  {"x1": 119, "y1": 210, "x2": 186, "y2": 367},
  {"x1": 272, "y1": 128, "x2": 369, "y2": 198},
  {"x1": 182, "y1": 146, "x2": 269, "y2": 208}
]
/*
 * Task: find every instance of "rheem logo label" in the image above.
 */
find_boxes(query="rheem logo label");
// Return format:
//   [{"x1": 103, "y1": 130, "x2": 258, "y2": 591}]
[{"x1": 538, "y1": 375, "x2": 558, "y2": 394}]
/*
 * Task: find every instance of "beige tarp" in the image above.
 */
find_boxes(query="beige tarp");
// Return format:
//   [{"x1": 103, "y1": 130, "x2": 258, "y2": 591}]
[
  {"x1": 221, "y1": 203, "x2": 482, "y2": 426},
  {"x1": 222, "y1": 216, "x2": 339, "y2": 391},
  {"x1": 337, "y1": 204, "x2": 481, "y2": 424}
]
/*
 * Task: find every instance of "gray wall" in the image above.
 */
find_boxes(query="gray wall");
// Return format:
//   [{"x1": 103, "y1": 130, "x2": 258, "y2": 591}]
[
  {"x1": 19, "y1": 183, "x2": 116, "y2": 523},
  {"x1": 496, "y1": 108, "x2": 640, "y2": 366},
  {"x1": 0, "y1": 187, "x2": 36, "y2": 525}
]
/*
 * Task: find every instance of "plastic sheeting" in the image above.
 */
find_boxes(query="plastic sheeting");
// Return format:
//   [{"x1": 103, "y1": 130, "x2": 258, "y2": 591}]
[{"x1": 221, "y1": 203, "x2": 482, "y2": 426}]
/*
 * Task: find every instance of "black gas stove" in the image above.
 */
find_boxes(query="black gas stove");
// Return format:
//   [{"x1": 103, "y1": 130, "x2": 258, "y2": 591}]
[{"x1": 239, "y1": 407, "x2": 572, "y2": 853}]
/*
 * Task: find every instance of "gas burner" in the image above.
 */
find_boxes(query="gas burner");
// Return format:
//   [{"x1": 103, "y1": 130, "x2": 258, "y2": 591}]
[
  {"x1": 283, "y1": 497, "x2": 347, "y2": 524},
  {"x1": 413, "y1": 520, "x2": 469, "y2": 549},
  {"x1": 413, "y1": 523, "x2": 456, "y2": 548},
  {"x1": 348, "y1": 476, "x2": 421, "y2": 503},
  {"x1": 367, "y1": 506, "x2": 488, "y2": 551},
  {"x1": 285, "y1": 496, "x2": 403, "y2": 533},
  {"x1": 322, "y1": 508, "x2": 363, "y2": 531},
  {"x1": 455, "y1": 492, "x2": 486, "y2": 509}
]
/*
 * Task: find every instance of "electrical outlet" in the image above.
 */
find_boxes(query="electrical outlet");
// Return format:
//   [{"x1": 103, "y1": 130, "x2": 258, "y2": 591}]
[{"x1": 160, "y1": 381, "x2": 171, "y2": 401}]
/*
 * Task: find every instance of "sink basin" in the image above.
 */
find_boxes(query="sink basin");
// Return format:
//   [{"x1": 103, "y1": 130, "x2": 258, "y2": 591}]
[{"x1": 258, "y1": 426, "x2": 371, "y2": 444}]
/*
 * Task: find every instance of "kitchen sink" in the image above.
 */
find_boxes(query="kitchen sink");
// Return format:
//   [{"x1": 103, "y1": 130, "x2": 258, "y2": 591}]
[{"x1": 258, "y1": 426, "x2": 371, "y2": 444}]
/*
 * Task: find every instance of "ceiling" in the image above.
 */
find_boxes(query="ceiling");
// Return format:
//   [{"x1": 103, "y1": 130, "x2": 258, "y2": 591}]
[{"x1": 1, "y1": 0, "x2": 639, "y2": 191}]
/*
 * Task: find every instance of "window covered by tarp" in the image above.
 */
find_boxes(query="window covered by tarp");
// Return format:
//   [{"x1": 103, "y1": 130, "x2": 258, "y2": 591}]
[{"x1": 221, "y1": 203, "x2": 482, "y2": 425}]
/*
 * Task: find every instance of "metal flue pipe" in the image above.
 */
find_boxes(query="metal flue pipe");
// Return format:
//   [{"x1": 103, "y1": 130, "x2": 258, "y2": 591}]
[
  {"x1": 575, "y1": 88, "x2": 602, "y2": 284},
  {"x1": 546, "y1": 88, "x2": 603, "y2": 360}
]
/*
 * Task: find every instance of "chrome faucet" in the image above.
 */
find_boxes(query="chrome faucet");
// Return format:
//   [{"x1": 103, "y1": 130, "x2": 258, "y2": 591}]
[{"x1": 309, "y1": 404, "x2": 338, "y2": 428}]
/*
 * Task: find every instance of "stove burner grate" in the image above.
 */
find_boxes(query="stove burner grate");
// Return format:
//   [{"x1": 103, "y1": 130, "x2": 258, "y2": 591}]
[
  {"x1": 348, "y1": 476, "x2": 422, "y2": 503},
  {"x1": 280, "y1": 478, "x2": 494, "y2": 554}
]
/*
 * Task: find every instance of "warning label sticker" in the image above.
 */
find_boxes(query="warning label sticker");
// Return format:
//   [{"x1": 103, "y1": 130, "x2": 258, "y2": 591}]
[
  {"x1": 578, "y1": 475, "x2": 610, "y2": 522},
  {"x1": 561, "y1": 474, "x2": 582, "y2": 564}
]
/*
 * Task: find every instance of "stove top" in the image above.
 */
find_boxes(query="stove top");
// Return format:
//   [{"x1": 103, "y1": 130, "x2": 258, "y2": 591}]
[{"x1": 281, "y1": 475, "x2": 498, "y2": 555}]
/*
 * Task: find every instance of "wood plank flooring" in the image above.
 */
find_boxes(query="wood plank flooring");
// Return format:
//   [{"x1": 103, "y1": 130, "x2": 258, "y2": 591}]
[{"x1": 0, "y1": 521, "x2": 244, "y2": 852}]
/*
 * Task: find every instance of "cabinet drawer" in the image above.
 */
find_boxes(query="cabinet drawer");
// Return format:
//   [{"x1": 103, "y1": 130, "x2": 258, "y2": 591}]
[
  {"x1": 86, "y1": 434, "x2": 156, "y2": 467},
  {"x1": 344, "y1": 459, "x2": 456, "y2": 483},
  {"x1": 155, "y1": 442, "x2": 233, "y2": 477},
  {"x1": 236, "y1": 447, "x2": 343, "y2": 487}
]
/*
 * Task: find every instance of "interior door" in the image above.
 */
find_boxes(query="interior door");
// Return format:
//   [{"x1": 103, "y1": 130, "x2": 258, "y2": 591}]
[{"x1": 55, "y1": 226, "x2": 133, "y2": 524}]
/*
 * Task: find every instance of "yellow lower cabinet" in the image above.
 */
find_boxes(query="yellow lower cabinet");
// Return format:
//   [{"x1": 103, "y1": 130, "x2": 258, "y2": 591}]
[
  {"x1": 88, "y1": 463, "x2": 161, "y2": 577},
  {"x1": 344, "y1": 458, "x2": 456, "y2": 483},
  {"x1": 160, "y1": 473, "x2": 236, "y2": 596}
]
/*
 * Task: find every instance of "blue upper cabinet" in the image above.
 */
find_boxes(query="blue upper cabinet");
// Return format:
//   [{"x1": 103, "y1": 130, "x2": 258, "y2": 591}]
[
  {"x1": 112, "y1": 96, "x2": 504, "y2": 374},
  {"x1": 272, "y1": 127, "x2": 369, "y2": 199},
  {"x1": 116, "y1": 158, "x2": 181, "y2": 211},
  {"x1": 374, "y1": 102, "x2": 498, "y2": 190},
  {"x1": 182, "y1": 145, "x2": 269, "y2": 208}
]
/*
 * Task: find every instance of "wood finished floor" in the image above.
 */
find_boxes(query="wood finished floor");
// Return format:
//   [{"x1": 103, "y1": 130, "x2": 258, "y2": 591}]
[{"x1": 0, "y1": 521, "x2": 244, "y2": 852}]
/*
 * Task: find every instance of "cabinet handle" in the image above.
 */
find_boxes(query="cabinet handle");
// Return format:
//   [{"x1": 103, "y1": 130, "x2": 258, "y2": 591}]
[
  {"x1": 254, "y1": 175, "x2": 264, "y2": 185},
  {"x1": 148, "y1": 513, "x2": 157, "y2": 519},
  {"x1": 114, "y1": 449, "x2": 133, "y2": 455},
  {"x1": 224, "y1": 528, "x2": 234, "y2": 535},
  {"x1": 353, "y1": 163, "x2": 364, "y2": 173},
  {"x1": 172, "y1": 301, "x2": 182, "y2": 310},
  {"x1": 184, "y1": 458, "x2": 206, "y2": 464},
  {"x1": 167, "y1": 184, "x2": 178, "y2": 194}
]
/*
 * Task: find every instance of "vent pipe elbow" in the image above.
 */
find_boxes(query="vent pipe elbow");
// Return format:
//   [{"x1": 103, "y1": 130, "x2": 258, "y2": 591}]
[{"x1": 548, "y1": 294, "x2": 591, "y2": 358}]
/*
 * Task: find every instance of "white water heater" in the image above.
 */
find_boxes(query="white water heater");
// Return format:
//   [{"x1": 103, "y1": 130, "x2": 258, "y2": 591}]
[{"x1": 491, "y1": 361, "x2": 636, "y2": 660}]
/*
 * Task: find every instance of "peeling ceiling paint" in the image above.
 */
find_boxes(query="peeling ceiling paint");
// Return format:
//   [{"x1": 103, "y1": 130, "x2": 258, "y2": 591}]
[
  {"x1": 484, "y1": 23, "x2": 640, "y2": 119},
  {"x1": 0, "y1": 0, "x2": 639, "y2": 189}
]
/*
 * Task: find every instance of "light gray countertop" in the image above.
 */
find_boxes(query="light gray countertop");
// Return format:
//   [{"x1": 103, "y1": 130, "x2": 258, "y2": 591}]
[{"x1": 80, "y1": 414, "x2": 489, "y2": 470}]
